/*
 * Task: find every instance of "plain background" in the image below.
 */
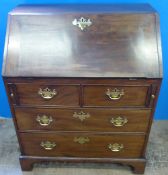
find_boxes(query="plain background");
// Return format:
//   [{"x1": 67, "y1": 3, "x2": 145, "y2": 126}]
[{"x1": 0, "y1": 0, "x2": 167, "y2": 119}]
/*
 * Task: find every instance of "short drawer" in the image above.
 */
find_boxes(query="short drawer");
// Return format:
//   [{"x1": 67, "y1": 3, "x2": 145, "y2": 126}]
[
  {"x1": 15, "y1": 107, "x2": 150, "y2": 132},
  {"x1": 83, "y1": 85, "x2": 150, "y2": 107},
  {"x1": 13, "y1": 84, "x2": 80, "y2": 106},
  {"x1": 20, "y1": 132, "x2": 145, "y2": 158}
]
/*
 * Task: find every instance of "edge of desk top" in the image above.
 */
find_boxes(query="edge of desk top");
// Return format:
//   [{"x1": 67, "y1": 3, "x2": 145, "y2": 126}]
[{"x1": 9, "y1": 4, "x2": 156, "y2": 15}]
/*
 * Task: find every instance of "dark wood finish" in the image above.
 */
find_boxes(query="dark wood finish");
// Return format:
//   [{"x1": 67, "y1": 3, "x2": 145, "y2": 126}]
[
  {"x1": 4, "y1": 78, "x2": 160, "y2": 84},
  {"x1": 2, "y1": 4, "x2": 162, "y2": 174},
  {"x1": 142, "y1": 82, "x2": 162, "y2": 157},
  {"x1": 83, "y1": 85, "x2": 150, "y2": 107},
  {"x1": 2, "y1": 5, "x2": 162, "y2": 78},
  {"x1": 15, "y1": 107, "x2": 151, "y2": 132},
  {"x1": 14, "y1": 84, "x2": 80, "y2": 106},
  {"x1": 19, "y1": 156, "x2": 146, "y2": 174},
  {"x1": 9, "y1": 4, "x2": 156, "y2": 14},
  {"x1": 3, "y1": 79, "x2": 25, "y2": 155},
  {"x1": 4, "y1": 77, "x2": 161, "y2": 174},
  {"x1": 20, "y1": 132, "x2": 145, "y2": 158}
]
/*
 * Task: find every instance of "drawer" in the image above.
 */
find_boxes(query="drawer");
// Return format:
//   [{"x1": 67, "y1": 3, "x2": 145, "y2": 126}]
[
  {"x1": 15, "y1": 107, "x2": 151, "y2": 132},
  {"x1": 83, "y1": 85, "x2": 150, "y2": 107},
  {"x1": 13, "y1": 84, "x2": 80, "y2": 106},
  {"x1": 20, "y1": 133, "x2": 145, "y2": 158}
]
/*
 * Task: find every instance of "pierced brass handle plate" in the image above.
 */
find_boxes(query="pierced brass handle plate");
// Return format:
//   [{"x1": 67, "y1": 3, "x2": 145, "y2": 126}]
[
  {"x1": 38, "y1": 87, "x2": 57, "y2": 100},
  {"x1": 72, "y1": 17, "x2": 92, "y2": 30},
  {"x1": 74, "y1": 137, "x2": 90, "y2": 144},
  {"x1": 36, "y1": 115, "x2": 53, "y2": 126},
  {"x1": 40, "y1": 141, "x2": 56, "y2": 150},
  {"x1": 110, "y1": 116, "x2": 128, "y2": 127},
  {"x1": 108, "y1": 143, "x2": 124, "y2": 152},
  {"x1": 73, "y1": 111, "x2": 90, "y2": 122},
  {"x1": 106, "y1": 88, "x2": 124, "y2": 100}
]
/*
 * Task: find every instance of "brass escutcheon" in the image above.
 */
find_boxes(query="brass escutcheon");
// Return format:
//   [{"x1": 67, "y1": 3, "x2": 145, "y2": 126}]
[
  {"x1": 73, "y1": 111, "x2": 90, "y2": 122},
  {"x1": 72, "y1": 17, "x2": 92, "y2": 30},
  {"x1": 74, "y1": 137, "x2": 90, "y2": 144}
]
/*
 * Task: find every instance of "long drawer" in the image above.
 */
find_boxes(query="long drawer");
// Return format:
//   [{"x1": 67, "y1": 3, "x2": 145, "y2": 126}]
[
  {"x1": 20, "y1": 132, "x2": 145, "y2": 158},
  {"x1": 15, "y1": 107, "x2": 151, "y2": 132}
]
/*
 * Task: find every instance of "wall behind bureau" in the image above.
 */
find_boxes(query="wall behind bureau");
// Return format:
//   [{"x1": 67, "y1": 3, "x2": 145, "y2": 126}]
[{"x1": 0, "y1": 0, "x2": 167, "y2": 119}]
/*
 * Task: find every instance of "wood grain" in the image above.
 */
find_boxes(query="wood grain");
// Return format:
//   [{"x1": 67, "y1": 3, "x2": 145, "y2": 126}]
[
  {"x1": 19, "y1": 156, "x2": 146, "y2": 174},
  {"x1": 83, "y1": 85, "x2": 150, "y2": 107},
  {"x1": 20, "y1": 132, "x2": 145, "y2": 158},
  {"x1": 2, "y1": 4, "x2": 163, "y2": 174},
  {"x1": 14, "y1": 84, "x2": 80, "y2": 106},
  {"x1": 15, "y1": 107, "x2": 151, "y2": 132},
  {"x1": 3, "y1": 6, "x2": 162, "y2": 78}
]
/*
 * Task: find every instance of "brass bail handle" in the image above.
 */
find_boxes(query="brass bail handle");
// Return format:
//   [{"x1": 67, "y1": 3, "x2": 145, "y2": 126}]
[
  {"x1": 72, "y1": 17, "x2": 92, "y2": 30},
  {"x1": 38, "y1": 87, "x2": 57, "y2": 100},
  {"x1": 40, "y1": 141, "x2": 56, "y2": 150},
  {"x1": 106, "y1": 88, "x2": 124, "y2": 100},
  {"x1": 110, "y1": 116, "x2": 128, "y2": 127},
  {"x1": 108, "y1": 143, "x2": 124, "y2": 152},
  {"x1": 36, "y1": 115, "x2": 53, "y2": 126}
]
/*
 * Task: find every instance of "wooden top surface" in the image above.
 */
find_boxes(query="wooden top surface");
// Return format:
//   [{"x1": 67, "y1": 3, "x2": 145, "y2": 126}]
[
  {"x1": 2, "y1": 4, "x2": 162, "y2": 78},
  {"x1": 9, "y1": 4, "x2": 156, "y2": 15}
]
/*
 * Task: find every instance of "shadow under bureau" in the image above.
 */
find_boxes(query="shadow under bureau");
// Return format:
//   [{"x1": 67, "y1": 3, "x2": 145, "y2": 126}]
[{"x1": 2, "y1": 4, "x2": 162, "y2": 174}]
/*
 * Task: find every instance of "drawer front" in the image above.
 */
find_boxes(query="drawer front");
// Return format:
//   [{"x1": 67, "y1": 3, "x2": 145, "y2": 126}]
[
  {"x1": 15, "y1": 108, "x2": 150, "y2": 132},
  {"x1": 83, "y1": 85, "x2": 150, "y2": 107},
  {"x1": 20, "y1": 133, "x2": 145, "y2": 158},
  {"x1": 14, "y1": 84, "x2": 80, "y2": 106}
]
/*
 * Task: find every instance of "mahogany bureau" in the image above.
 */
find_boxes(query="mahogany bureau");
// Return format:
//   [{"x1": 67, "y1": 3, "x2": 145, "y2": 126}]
[{"x1": 2, "y1": 4, "x2": 162, "y2": 174}]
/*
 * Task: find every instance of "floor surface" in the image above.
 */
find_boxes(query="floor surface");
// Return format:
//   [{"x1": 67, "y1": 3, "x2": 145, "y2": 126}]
[{"x1": 0, "y1": 118, "x2": 167, "y2": 175}]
